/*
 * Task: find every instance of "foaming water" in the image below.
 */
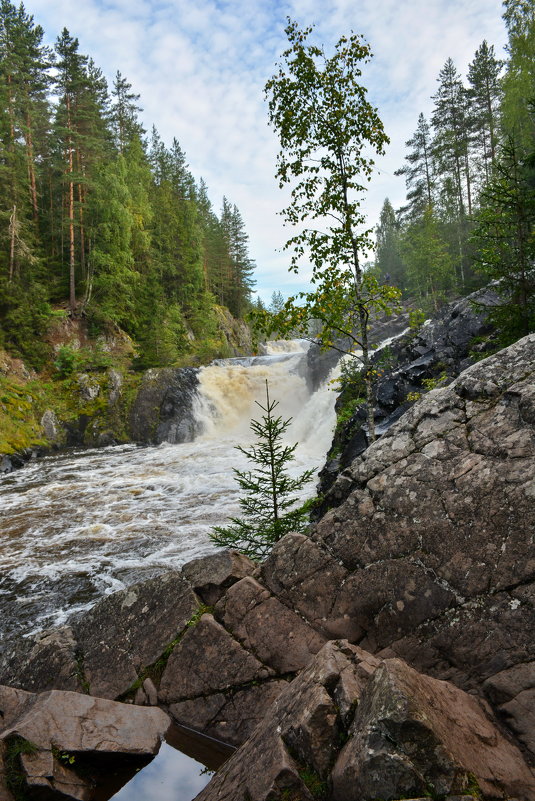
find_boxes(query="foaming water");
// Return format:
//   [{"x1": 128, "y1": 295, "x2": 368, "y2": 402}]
[
  {"x1": 0, "y1": 341, "x2": 337, "y2": 642},
  {"x1": 195, "y1": 341, "x2": 311, "y2": 437}
]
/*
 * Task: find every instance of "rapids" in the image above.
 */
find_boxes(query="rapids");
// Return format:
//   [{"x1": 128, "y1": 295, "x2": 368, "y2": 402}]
[{"x1": 0, "y1": 341, "x2": 338, "y2": 643}]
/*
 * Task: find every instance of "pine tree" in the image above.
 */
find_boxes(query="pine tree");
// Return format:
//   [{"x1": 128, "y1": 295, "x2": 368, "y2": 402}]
[
  {"x1": 467, "y1": 41, "x2": 503, "y2": 183},
  {"x1": 432, "y1": 58, "x2": 472, "y2": 217},
  {"x1": 224, "y1": 201, "x2": 256, "y2": 317},
  {"x1": 111, "y1": 70, "x2": 144, "y2": 154},
  {"x1": 210, "y1": 381, "x2": 314, "y2": 560},
  {"x1": 53, "y1": 29, "x2": 109, "y2": 312},
  {"x1": 269, "y1": 290, "x2": 284, "y2": 314},
  {"x1": 395, "y1": 113, "x2": 435, "y2": 219},
  {"x1": 431, "y1": 58, "x2": 473, "y2": 287},
  {"x1": 0, "y1": 1, "x2": 51, "y2": 277}
]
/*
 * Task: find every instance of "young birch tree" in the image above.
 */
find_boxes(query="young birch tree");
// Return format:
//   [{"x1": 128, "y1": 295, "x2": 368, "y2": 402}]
[{"x1": 257, "y1": 20, "x2": 400, "y2": 442}]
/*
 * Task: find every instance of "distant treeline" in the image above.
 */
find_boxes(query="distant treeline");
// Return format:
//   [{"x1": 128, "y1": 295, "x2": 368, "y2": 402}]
[
  {"x1": 0, "y1": 1, "x2": 256, "y2": 368},
  {"x1": 374, "y1": 0, "x2": 535, "y2": 341}
]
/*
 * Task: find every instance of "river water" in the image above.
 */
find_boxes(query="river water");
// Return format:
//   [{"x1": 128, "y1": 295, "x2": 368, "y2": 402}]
[{"x1": 0, "y1": 341, "x2": 338, "y2": 644}]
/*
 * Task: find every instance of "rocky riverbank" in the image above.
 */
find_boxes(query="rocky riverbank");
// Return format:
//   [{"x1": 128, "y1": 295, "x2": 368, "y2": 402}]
[
  {"x1": 0, "y1": 306, "x2": 253, "y2": 473},
  {"x1": 1, "y1": 332, "x2": 534, "y2": 799}
]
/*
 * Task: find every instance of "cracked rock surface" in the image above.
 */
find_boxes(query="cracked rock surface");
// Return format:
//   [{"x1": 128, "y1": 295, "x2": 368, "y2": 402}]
[
  {"x1": 195, "y1": 641, "x2": 535, "y2": 801},
  {"x1": 264, "y1": 334, "x2": 535, "y2": 756}
]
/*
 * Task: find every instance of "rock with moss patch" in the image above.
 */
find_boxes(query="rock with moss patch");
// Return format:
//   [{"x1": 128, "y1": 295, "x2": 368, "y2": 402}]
[{"x1": 72, "y1": 571, "x2": 199, "y2": 699}]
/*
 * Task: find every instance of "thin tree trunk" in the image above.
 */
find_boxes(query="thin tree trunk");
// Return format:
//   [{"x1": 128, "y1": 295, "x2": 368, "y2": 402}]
[
  {"x1": 338, "y1": 148, "x2": 376, "y2": 443},
  {"x1": 24, "y1": 112, "x2": 39, "y2": 219},
  {"x1": 464, "y1": 149, "x2": 472, "y2": 217},
  {"x1": 67, "y1": 97, "x2": 76, "y2": 314},
  {"x1": 265, "y1": 381, "x2": 279, "y2": 524},
  {"x1": 9, "y1": 204, "x2": 16, "y2": 281},
  {"x1": 511, "y1": 143, "x2": 530, "y2": 335},
  {"x1": 423, "y1": 138, "x2": 433, "y2": 207},
  {"x1": 76, "y1": 151, "x2": 85, "y2": 278},
  {"x1": 49, "y1": 170, "x2": 56, "y2": 260},
  {"x1": 7, "y1": 75, "x2": 15, "y2": 141}
]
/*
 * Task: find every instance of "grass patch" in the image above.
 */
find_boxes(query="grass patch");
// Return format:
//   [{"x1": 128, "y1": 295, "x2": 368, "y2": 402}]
[
  {"x1": 4, "y1": 736, "x2": 38, "y2": 801},
  {"x1": 298, "y1": 768, "x2": 328, "y2": 799}
]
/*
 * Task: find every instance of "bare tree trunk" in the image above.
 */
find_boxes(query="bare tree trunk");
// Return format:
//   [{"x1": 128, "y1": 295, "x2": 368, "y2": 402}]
[
  {"x1": 9, "y1": 204, "x2": 16, "y2": 281},
  {"x1": 76, "y1": 151, "x2": 86, "y2": 279},
  {"x1": 24, "y1": 112, "x2": 39, "y2": 220}
]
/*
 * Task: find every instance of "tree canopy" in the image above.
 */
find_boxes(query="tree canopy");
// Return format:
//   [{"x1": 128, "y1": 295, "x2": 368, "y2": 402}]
[
  {"x1": 255, "y1": 20, "x2": 400, "y2": 440},
  {"x1": 0, "y1": 1, "x2": 256, "y2": 368}
]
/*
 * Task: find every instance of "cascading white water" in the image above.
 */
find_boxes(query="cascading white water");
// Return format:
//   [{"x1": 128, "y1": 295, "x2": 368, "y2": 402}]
[
  {"x1": 195, "y1": 341, "x2": 312, "y2": 438},
  {"x1": 0, "y1": 341, "x2": 338, "y2": 642}
]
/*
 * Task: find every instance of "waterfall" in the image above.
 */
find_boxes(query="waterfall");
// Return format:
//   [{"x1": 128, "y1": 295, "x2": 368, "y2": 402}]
[
  {"x1": 194, "y1": 341, "x2": 311, "y2": 437},
  {"x1": 0, "y1": 341, "x2": 338, "y2": 642}
]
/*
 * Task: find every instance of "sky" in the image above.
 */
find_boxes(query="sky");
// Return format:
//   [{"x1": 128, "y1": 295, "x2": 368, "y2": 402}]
[{"x1": 27, "y1": 0, "x2": 508, "y2": 303}]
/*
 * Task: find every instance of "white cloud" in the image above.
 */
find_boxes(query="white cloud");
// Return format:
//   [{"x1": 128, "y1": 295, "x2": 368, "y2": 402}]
[{"x1": 29, "y1": 0, "x2": 507, "y2": 302}]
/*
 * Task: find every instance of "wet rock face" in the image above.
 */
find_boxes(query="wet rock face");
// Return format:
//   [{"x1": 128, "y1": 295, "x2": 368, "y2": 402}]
[
  {"x1": 128, "y1": 366, "x2": 200, "y2": 444},
  {"x1": 319, "y1": 286, "x2": 500, "y2": 495}
]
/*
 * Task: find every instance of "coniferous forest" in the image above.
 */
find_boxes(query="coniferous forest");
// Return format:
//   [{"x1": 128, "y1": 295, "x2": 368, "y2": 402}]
[
  {"x1": 374, "y1": 0, "x2": 535, "y2": 343},
  {"x1": 1, "y1": 0, "x2": 535, "y2": 376},
  {"x1": 0, "y1": 1, "x2": 256, "y2": 370}
]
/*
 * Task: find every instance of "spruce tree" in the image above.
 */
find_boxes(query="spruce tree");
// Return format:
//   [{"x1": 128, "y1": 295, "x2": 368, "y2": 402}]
[
  {"x1": 471, "y1": 135, "x2": 535, "y2": 339},
  {"x1": 210, "y1": 381, "x2": 314, "y2": 561},
  {"x1": 111, "y1": 70, "x2": 144, "y2": 154},
  {"x1": 269, "y1": 290, "x2": 284, "y2": 314}
]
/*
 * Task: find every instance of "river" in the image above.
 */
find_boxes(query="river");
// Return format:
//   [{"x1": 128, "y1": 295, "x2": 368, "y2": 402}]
[{"x1": 0, "y1": 341, "x2": 338, "y2": 644}]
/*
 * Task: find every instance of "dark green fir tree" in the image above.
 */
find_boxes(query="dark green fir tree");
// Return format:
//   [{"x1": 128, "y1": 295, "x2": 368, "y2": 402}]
[{"x1": 210, "y1": 381, "x2": 314, "y2": 560}]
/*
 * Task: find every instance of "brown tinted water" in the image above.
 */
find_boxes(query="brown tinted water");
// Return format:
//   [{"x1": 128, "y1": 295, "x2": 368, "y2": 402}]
[{"x1": 0, "y1": 344, "x2": 336, "y2": 643}]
